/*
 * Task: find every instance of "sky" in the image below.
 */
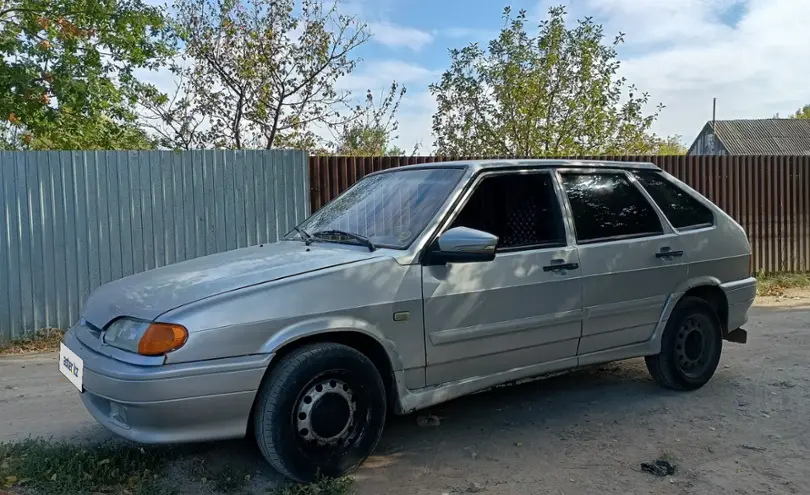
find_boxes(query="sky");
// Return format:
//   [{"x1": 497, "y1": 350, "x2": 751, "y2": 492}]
[{"x1": 141, "y1": 0, "x2": 810, "y2": 152}]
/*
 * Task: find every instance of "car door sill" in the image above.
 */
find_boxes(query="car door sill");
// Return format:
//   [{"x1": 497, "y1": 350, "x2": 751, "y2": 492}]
[
  {"x1": 394, "y1": 356, "x2": 578, "y2": 414},
  {"x1": 393, "y1": 339, "x2": 661, "y2": 415}
]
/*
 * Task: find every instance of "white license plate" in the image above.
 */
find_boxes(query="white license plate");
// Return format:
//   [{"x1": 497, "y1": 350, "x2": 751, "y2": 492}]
[{"x1": 59, "y1": 343, "x2": 83, "y2": 391}]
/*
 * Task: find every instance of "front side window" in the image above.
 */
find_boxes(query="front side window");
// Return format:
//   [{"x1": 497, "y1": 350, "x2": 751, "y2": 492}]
[
  {"x1": 561, "y1": 172, "x2": 663, "y2": 243},
  {"x1": 292, "y1": 168, "x2": 463, "y2": 249},
  {"x1": 633, "y1": 172, "x2": 714, "y2": 229},
  {"x1": 450, "y1": 172, "x2": 566, "y2": 250}
]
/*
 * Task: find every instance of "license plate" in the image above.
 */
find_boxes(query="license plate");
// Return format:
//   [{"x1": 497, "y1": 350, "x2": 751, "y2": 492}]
[{"x1": 59, "y1": 343, "x2": 83, "y2": 391}]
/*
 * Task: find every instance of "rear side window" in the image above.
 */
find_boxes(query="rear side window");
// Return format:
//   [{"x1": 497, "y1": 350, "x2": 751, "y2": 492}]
[
  {"x1": 633, "y1": 172, "x2": 714, "y2": 229},
  {"x1": 561, "y1": 172, "x2": 663, "y2": 243}
]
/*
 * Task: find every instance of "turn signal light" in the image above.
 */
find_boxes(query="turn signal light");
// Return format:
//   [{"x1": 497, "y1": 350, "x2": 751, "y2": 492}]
[{"x1": 138, "y1": 323, "x2": 188, "y2": 356}]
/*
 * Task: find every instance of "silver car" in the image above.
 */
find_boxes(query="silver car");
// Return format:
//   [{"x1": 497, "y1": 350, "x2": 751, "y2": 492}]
[{"x1": 59, "y1": 159, "x2": 757, "y2": 481}]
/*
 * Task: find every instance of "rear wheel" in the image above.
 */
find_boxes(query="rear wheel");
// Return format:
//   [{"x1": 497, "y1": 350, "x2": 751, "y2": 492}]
[
  {"x1": 646, "y1": 296, "x2": 723, "y2": 390},
  {"x1": 253, "y1": 343, "x2": 387, "y2": 482}
]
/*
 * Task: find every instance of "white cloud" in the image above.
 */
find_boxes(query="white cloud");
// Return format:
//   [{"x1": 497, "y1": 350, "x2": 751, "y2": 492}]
[
  {"x1": 367, "y1": 22, "x2": 434, "y2": 51},
  {"x1": 607, "y1": 0, "x2": 810, "y2": 143},
  {"x1": 433, "y1": 27, "x2": 497, "y2": 41},
  {"x1": 303, "y1": 61, "x2": 440, "y2": 152},
  {"x1": 336, "y1": 61, "x2": 440, "y2": 151},
  {"x1": 573, "y1": 0, "x2": 742, "y2": 47},
  {"x1": 391, "y1": 90, "x2": 437, "y2": 153},
  {"x1": 336, "y1": 60, "x2": 440, "y2": 92},
  {"x1": 133, "y1": 66, "x2": 178, "y2": 95}
]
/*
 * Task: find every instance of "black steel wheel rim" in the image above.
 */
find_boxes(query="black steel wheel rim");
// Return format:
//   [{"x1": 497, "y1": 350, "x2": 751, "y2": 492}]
[
  {"x1": 292, "y1": 371, "x2": 370, "y2": 462},
  {"x1": 674, "y1": 314, "x2": 715, "y2": 378}
]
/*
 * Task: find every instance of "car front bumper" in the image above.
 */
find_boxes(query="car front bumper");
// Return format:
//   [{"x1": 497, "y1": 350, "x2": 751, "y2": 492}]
[{"x1": 63, "y1": 328, "x2": 273, "y2": 444}]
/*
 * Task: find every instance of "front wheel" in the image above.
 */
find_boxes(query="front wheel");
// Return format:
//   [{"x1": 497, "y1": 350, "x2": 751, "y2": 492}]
[
  {"x1": 645, "y1": 296, "x2": 723, "y2": 390},
  {"x1": 253, "y1": 343, "x2": 387, "y2": 482}
]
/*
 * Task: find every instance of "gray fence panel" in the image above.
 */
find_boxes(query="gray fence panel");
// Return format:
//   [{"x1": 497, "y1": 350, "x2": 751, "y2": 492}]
[
  {"x1": 0, "y1": 153, "x2": 10, "y2": 334},
  {"x1": 0, "y1": 149, "x2": 309, "y2": 341}
]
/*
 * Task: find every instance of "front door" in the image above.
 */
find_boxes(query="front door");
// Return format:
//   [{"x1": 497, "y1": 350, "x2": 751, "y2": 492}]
[
  {"x1": 557, "y1": 170, "x2": 688, "y2": 356},
  {"x1": 421, "y1": 170, "x2": 583, "y2": 386}
]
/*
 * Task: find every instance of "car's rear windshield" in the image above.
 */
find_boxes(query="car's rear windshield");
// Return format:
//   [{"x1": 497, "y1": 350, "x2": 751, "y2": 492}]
[{"x1": 290, "y1": 168, "x2": 465, "y2": 249}]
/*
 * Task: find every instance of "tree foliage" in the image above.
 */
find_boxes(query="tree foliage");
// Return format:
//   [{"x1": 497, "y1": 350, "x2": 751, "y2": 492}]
[
  {"x1": 332, "y1": 81, "x2": 411, "y2": 156},
  {"x1": 145, "y1": 0, "x2": 370, "y2": 150},
  {"x1": 0, "y1": 0, "x2": 172, "y2": 149},
  {"x1": 430, "y1": 5, "x2": 663, "y2": 156},
  {"x1": 649, "y1": 134, "x2": 687, "y2": 155}
]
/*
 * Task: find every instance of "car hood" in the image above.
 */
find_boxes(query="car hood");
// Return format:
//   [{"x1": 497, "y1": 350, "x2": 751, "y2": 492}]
[{"x1": 81, "y1": 241, "x2": 378, "y2": 328}]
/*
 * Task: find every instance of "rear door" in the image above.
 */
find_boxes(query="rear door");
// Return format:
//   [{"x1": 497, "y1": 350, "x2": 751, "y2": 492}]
[
  {"x1": 558, "y1": 170, "x2": 688, "y2": 356},
  {"x1": 421, "y1": 170, "x2": 583, "y2": 386},
  {"x1": 631, "y1": 170, "x2": 735, "y2": 277}
]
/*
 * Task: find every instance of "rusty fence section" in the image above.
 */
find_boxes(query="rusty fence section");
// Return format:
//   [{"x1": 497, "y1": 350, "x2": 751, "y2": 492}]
[{"x1": 309, "y1": 155, "x2": 810, "y2": 274}]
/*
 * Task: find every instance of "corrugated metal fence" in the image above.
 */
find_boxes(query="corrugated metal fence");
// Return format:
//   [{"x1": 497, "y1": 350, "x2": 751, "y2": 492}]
[
  {"x1": 0, "y1": 150, "x2": 309, "y2": 341},
  {"x1": 310, "y1": 155, "x2": 810, "y2": 274}
]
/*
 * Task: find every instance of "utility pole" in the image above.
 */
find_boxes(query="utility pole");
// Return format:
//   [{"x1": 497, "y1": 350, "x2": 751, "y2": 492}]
[{"x1": 712, "y1": 98, "x2": 717, "y2": 154}]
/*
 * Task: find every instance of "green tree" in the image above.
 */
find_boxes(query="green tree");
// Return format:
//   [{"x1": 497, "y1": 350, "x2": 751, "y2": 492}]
[
  {"x1": 789, "y1": 104, "x2": 810, "y2": 119},
  {"x1": 150, "y1": 0, "x2": 369, "y2": 150},
  {"x1": 650, "y1": 134, "x2": 687, "y2": 155},
  {"x1": 333, "y1": 81, "x2": 411, "y2": 156},
  {"x1": 430, "y1": 5, "x2": 663, "y2": 156},
  {"x1": 2, "y1": 113, "x2": 154, "y2": 149},
  {"x1": 0, "y1": 0, "x2": 172, "y2": 149}
]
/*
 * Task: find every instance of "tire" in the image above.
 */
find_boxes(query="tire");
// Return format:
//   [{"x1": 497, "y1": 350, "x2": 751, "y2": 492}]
[
  {"x1": 253, "y1": 343, "x2": 387, "y2": 482},
  {"x1": 645, "y1": 296, "x2": 723, "y2": 391}
]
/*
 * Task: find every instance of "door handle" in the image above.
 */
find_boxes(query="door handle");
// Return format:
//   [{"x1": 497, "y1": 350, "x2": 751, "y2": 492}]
[
  {"x1": 543, "y1": 260, "x2": 580, "y2": 272},
  {"x1": 655, "y1": 248, "x2": 684, "y2": 259}
]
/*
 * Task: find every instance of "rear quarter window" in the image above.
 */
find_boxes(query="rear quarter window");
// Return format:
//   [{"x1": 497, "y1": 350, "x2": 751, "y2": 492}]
[{"x1": 633, "y1": 172, "x2": 714, "y2": 229}]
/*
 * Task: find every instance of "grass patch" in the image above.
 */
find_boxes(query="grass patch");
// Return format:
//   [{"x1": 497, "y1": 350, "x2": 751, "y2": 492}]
[
  {"x1": 756, "y1": 272, "x2": 810, "y2": 297},
  {"x1": 269, "y1": 476, "x2": 354, "y2": 495},
  {"x1": 184, "y1": 456, "x2": 252, "y2": 494},
  {"x1": 0, "y1": 328, "x2": 64, "y2": 355},
  {"x1": 0, "y1": 437, "x2": 353, "y2": 495},
  {"x1": 209, "y1": 463, "x2": 251, "y2": 493},
  {"x1": 0, "y1": 438, "x2": 173, "y2": 495}
]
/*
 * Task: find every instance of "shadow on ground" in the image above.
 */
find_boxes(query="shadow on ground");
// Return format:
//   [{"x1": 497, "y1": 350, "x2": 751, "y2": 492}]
[{"x1": 182, "y1": 360, "x2": 704, "y2": 493}]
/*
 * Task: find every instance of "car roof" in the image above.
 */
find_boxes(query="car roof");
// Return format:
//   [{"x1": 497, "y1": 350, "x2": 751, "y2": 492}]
[{"x1": 394, "y1": 158, "x2": 660, "y2": 172}]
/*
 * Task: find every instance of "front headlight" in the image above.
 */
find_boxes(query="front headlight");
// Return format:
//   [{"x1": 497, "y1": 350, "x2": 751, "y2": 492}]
[
  {"x1": 104, "y1": 318, "x2": 188, "y2": 356},
  {"x1": 104, "y1": 318, "x2": 149, "y2": 353}
]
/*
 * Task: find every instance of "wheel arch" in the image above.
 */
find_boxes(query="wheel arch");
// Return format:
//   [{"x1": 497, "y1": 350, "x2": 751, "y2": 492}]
[
  {"x1": 248, "y1": 319, "x2": 403, "y2": 430},
  {"x1": 661, "y1": 276, "x2": 730, "y2": 335},
  {"x1": 681, "y1": 285, "x2": 729, "y2": 334},
  {"x1": 258, "y1": 316, "x2": 404, "y2": 371}
]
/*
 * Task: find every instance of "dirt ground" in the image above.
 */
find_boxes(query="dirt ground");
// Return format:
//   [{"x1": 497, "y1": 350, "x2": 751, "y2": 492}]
[{"x1": 2, "y1": 290, "x2": 809, "y2": 495}]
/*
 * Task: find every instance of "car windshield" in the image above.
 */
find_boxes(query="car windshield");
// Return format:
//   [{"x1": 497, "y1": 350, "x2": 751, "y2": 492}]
[{"x1": 289, "y1": 168, "x2": 464, "y2": 249}]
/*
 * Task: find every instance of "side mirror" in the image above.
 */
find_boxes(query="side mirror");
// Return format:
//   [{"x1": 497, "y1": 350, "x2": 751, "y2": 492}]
[{"x1": 427, "y1": 226, "x2": 498, "y2": 264}]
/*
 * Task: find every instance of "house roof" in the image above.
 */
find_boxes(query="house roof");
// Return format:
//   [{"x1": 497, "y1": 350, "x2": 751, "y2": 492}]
[{"x1": 707, "y1": 119, "x2": 810, "y2": 155}]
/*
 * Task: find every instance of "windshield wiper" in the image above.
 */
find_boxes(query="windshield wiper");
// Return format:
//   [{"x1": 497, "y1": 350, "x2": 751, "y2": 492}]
[
  {"x1": 312, "y1": 229, "x2": 376, "y2": 252},
  {"x1": 293, "y1": 226, "x2": 314, "y2": 245}
]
